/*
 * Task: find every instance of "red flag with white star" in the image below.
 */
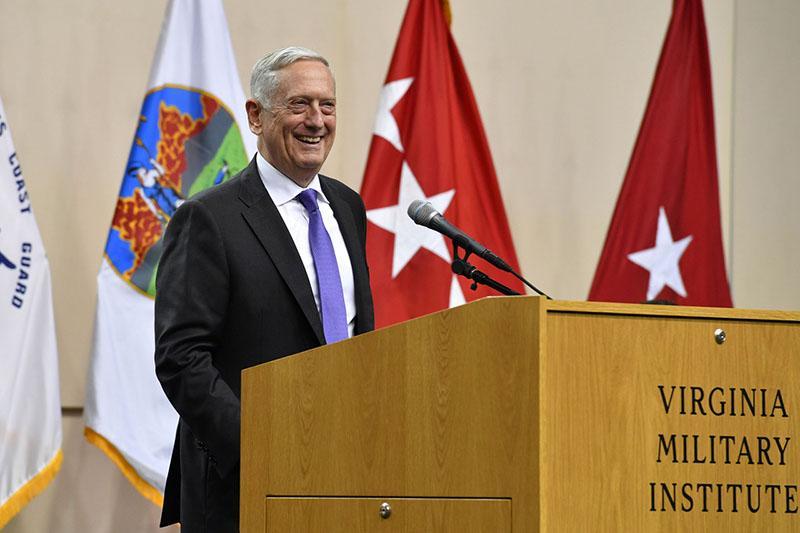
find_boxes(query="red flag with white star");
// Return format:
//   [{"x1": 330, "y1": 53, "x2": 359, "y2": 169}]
[
  {"x1": 361, "y1": 0, "x2": 523, "y2": 328},
  {"x1": 588, "y1": 0, "x2": 732, "y2": 307}
]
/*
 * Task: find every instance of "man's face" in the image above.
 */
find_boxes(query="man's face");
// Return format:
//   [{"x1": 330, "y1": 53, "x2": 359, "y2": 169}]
[{"x1": 247, "y1": 60, "x2": 336, "y2": 187}]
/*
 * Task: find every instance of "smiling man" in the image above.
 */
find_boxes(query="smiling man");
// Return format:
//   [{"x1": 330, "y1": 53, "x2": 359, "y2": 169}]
[
  {"x1": 248, "y1": 54, "x2": 337, "y2": 186},
  {"x1": 154, "y1": 47, "x2": 374, "y2": 532}
]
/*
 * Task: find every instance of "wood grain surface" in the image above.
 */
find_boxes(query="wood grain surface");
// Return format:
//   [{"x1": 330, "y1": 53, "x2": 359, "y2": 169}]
[{"x1": 242, "y1": 297, "x2": 800, "y2": 532}]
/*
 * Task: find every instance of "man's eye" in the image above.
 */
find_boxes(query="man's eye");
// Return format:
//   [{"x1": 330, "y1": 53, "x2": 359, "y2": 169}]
[
  {"x1": 288, "y1": 101, "x2": 308, "y2": 112},
  {"x1": 321, "y1": 102, "x2": 336, "y2": 115}
]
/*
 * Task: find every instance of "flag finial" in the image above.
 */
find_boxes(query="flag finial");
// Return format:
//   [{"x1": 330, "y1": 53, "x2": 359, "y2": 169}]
[{"x1": 441, "y1": 0, "x2": 452, "y2": 26}]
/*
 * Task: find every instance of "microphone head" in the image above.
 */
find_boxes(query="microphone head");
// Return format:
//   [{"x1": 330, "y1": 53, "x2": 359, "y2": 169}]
[{"x1": 407, "y1": 200, "x2": 439, "y2": 225}]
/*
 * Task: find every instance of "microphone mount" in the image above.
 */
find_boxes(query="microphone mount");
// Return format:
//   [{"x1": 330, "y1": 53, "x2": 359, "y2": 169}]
[{"x1": 451, "y1": 242, "x2": 521, "y2": 296}]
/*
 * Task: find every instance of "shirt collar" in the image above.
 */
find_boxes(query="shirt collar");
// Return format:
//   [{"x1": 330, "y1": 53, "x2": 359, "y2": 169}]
[{"x1": 256, "y1": 151, "x2": 328, "y2": 207}]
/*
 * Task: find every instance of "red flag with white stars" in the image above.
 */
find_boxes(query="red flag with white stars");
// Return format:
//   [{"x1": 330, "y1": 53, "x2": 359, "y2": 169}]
[
  {"x1": 361, "y1": 0, "x2": 524, "y2": 328},
  {"x1": 588, "y1": 0, "x2": 732, "y2": 307}
]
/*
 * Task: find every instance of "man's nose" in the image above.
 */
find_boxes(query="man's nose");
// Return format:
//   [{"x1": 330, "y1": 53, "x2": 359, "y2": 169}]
[{"x1": 304, "y1": 103, "x2": 324, "y2": 128}]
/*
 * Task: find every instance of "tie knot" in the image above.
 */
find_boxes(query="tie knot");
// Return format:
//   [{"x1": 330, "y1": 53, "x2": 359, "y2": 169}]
[{"x1": 296, "y1": 188, "x2": 319, "y2": 214}]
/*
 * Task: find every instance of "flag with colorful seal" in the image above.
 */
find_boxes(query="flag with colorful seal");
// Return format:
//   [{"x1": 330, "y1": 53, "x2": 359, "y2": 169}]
[{"x1": 84, "y1": 0, "x2": 256, "y2": 505}]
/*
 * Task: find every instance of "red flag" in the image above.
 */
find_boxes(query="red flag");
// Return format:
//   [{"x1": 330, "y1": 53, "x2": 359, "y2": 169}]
[
  {"x1": 588, "y1": 0, "x2": 732, "y2": 307},
  {"x1": 360, "y1": 0, "x2": 524, "y2": 328}
]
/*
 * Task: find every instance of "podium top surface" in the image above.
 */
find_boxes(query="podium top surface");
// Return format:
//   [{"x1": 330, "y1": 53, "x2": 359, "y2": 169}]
[{"x1": 543, "y1": 297, "x2": 800, "y2": 323}]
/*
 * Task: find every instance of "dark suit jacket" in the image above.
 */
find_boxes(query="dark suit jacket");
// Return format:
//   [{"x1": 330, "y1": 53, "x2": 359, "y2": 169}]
[{"x1": 154, "y1": 158, "x2": 374, "y2": 531}]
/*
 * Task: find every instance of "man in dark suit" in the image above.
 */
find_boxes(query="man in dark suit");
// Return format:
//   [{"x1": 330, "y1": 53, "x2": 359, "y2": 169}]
[{"x1": 154, "y1": 46, "x2": 374, "y2": 531}]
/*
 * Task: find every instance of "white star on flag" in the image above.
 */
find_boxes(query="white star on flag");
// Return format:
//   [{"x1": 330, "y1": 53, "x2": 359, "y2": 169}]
[
  {"x1": 627, "y1": 206, "x2": 693, "y2": 300},
  {"x1": 366, "y1": 161, "x2": 455, "y2": 278},
  {"x1": 372, "y1": 77, "x2": 414, "y2": 153}
]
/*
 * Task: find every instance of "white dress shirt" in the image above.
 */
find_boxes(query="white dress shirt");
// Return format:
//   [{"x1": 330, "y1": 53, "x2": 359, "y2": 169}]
[{"x1": 256, "y1": 153, "x2": 356, "y2": 338}]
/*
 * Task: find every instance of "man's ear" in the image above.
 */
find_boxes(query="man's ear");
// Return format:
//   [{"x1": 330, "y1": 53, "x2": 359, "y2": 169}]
[{"x1": 245, "y1": 99, "x2": 262, "y2": 135}]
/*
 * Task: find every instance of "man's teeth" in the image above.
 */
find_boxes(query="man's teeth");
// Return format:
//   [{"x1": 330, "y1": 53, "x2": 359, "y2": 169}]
[{"x1": 297, "y1": 135, "x2": 321, "y2": 143}]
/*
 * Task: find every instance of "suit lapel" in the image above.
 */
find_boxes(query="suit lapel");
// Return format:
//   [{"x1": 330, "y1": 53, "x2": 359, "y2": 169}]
[
  {"x1": 238, "y1": 160, "x2": 325, "y2": 344},
  {"x1": 322, "y1": 177, "x2": 374, "y2": 335}
]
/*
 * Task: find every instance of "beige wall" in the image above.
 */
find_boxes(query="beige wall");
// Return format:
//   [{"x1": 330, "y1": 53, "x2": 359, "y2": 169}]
[
  {"x1": 730, "y1": 1, "x2": 800, "y2": 310},
  {"x1": 1, "y1": 0, "x2": 797, "y2": 530}
]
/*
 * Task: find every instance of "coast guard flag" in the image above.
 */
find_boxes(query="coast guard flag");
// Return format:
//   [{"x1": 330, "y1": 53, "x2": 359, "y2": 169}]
[
  {"x1": 84, "y1": 0, "x2": 255, "y2": 504},
  {"x1": 0, "y1": 97, "x2": 62, "y2": 529},
  {"x1": 361, "y1": 0, "x2": 523, "y2": 328},
  {"x1": 588, "y1": 0, "x2": 732, "y2": 307}
]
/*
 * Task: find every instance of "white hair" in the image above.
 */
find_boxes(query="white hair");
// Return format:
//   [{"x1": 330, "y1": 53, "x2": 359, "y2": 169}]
[{"x1": 250, "y1": 46, "x2": 332, "y2": 110}]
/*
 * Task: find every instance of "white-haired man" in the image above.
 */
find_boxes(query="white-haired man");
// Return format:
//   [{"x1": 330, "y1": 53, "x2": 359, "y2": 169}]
[{"x1": 155, "y1": 47, "x2": 374, "y2": 531}]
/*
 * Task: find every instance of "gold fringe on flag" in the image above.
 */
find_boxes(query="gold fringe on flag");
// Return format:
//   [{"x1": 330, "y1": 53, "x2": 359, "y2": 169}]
[
  {"x1": 0, "y1": 450, "x2": 63, "y2": 529},
  {"x1": 84, "y1": 427, "x2": 164, "y2": 506}
]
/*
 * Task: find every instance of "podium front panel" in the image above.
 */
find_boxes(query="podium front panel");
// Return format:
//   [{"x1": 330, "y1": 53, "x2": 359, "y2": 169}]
[{"x1": 542, "y1": 303, "x2": 800, "y2": 532}]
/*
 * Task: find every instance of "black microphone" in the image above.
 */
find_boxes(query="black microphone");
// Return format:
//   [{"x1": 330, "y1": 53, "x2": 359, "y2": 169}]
[{"x1": 407, "y1": 199, "x2": 513, "y2": 273}]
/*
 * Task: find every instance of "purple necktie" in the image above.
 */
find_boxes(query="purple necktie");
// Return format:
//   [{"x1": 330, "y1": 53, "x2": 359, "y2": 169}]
[{"x1": 296, "y1": 189, "x2": 349, "y2": 343}]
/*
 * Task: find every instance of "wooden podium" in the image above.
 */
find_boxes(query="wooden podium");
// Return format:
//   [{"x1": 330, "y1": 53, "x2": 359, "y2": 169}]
[{"x1": 241, "y1": 297, "x2": 800, "y2": 532}]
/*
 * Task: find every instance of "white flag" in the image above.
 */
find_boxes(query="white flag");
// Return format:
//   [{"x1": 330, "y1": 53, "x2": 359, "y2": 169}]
[
  {"x1": 0, "y1": 97, "x2": 63, "y2": 529},
  {"x1": 84, "y1": 0, "x2": 255, "y2": 504}
]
